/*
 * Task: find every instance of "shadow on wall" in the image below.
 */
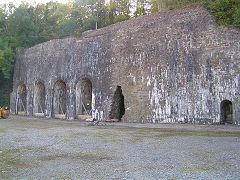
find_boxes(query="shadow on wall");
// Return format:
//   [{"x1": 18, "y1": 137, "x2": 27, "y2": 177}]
[
  {"x1": 53, "y1": 80, "x2": 66, "y2": 119},
  {"x1": 16, "y1": 84, "x2": 26, "y2": 115},
  {"x1": 109, "y1": 86, "x2": 125, "y2": 121},
  {"x1": 76, "y1": 78, "x2": 92, "y2": 115},
  {"x1": 33, "y1": 81, "x2": 45, "y2": 117}
]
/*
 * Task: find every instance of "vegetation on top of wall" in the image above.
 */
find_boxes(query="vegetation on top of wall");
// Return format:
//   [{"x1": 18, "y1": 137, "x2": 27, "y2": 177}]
[
  {"x1": 203, "y1": 0, "x2": 240, "y2": 27},
  {"x1": 0, "y1": 0, "x2": 239, "y2": 107}
]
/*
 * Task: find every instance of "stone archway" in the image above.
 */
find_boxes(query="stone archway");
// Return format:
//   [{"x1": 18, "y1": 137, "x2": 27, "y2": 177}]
[
  {"x1": 16, "y1": 84, "x2": 27, "y2": 115},
  {"x1": 76, "y1": 78, "x2": 92, "y2": 120},
  {"x1": 53, "y1": 80, "x2": 66, "y2": 119},
  {"x1": 109, "y1": 86, "x2": 125, "y2": 121},
  {"x1": 33, "y1": 82, "x2": 45, "y2": 116},
  {"x1": 220, "y1": 100, "x2": 233, "y2": 124}
]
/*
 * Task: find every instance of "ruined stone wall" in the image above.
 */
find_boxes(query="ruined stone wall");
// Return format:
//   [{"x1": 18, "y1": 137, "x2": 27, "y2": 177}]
[{"x1": 10, "y1": 6, "x2": 240, "y2": 124}]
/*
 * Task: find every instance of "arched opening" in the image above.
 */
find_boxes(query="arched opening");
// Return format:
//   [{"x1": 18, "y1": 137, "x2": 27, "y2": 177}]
[
  {"x1": 53, "y1": 80, "x2": 66, "y2": 119},
  {"x1": 33, "y1": 82, "x2": 45, "y2": 116},
  {"x1": 109, "y1": 86, "x2": 125, "y2": 121},
  {"x1": 76, "y1": 78, "x2": 92, "y2": 120},
  {"x1": 221, "y1": 100, "x2": 233, "y2": 124},
  {"x1": 16, "y1": 84, "x2": 27, "y2": 115}
]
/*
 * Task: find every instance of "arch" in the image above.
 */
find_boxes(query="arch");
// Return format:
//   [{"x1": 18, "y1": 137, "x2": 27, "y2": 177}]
[
  {"x1": 109, "y1": 86, "x2": 125, "y2": 121},
  {"x1": 76, "y1": 78, "x2": 92, "y2": 119},
  {"x1": 220, "y1": 100, "x2": 233, "y2": 124},
  {"x1": 16, "y1": 84, "x2": 27, "y2": 115},
  {"x1": 33, "y1": 81, "x2": 45, "y2": 116},
  {"x1": 53, "y1": 80, "x2": 66, "y2": 119}
]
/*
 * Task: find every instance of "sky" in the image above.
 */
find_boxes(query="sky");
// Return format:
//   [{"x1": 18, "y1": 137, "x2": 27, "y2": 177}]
[{"x1": 0, "y1": 0, "x2": 71, "y2": 6}]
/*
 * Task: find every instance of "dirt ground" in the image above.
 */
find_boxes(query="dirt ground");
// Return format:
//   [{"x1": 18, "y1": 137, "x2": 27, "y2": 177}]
[{"x1": 1, "y1": 115, "x2": 240, "y2": 179}]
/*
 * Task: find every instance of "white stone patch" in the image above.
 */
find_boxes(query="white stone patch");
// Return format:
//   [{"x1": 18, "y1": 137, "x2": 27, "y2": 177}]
[
  {"x1": 128, "y1": 73, "x2": 136, "y2": 85},
  {"x1": 141, "y1": 76, "x2": 144, "y2": 83},
  {"x1": 91, "y1": 91, "x2": 96, "y2": 117},
  {"x1": 149, "y1": 74, "x2": 167, "y2": 123},
  {"x1": 100, "y1": 111, "x2": 104, "y2": 121},
  {"x1": 94, "y1": 109, "x2": 99, "y2": 119},
  {"x1": 147, "y1": 76, "x2": 151, "y2": 86}
]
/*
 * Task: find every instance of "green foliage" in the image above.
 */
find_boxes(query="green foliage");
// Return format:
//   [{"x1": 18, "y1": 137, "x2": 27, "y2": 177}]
[
  {"x1": 149, "y1": 0, "x2": 202, "y2": 12},
  {"x1": 234, "y1": 8, "x2": 240, "y2": 27},
  {"x1": 8, "y1": 4, "x2": 39, "y2": 48},
  {"x1": 83, "y1": 16, "x2": 99, "y2": 31},
  {"x1": 57, "y1": 18, "x2": 78, "y2": 38},
  {"x1": 0, "y1": 40, "x2": 15, "y2": 79},
  {"x1": 113, "y1": 14, "x2": 129, "y2": 23},
  {"x1": 0, "y1": 72, "x2": 12, "y2": 107},
  {"x1": 203, "y1": 0, "x2": 240, "y2": 27},
  {"x1": 0, "y1": 86, "x2": 11, "y2": 107},
  {"x1": 148, "y1": 0, "x2": 240, "y2": 29},
  {"x1": 134, "y1": 0, "x2": 149, "y2": 17}
]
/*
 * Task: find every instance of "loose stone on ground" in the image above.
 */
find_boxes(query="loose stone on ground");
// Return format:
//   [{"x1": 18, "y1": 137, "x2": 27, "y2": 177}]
[{"x1": 0, "y1": 115, "x2": 240, "y2": 179}]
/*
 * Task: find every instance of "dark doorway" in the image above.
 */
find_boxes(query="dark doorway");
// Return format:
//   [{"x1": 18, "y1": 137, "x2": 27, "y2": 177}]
[
  {"x1": 109, "y1": 86, "x2": 125, "y2": 121},
  {"x1": 221, "y1": 100, "x2": 233, "y2": 124}
]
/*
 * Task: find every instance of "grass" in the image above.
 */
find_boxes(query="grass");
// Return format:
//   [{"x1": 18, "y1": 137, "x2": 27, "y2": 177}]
[
  {"x1": 4, "y1": 116, "x2": 240, "y2": 138},
  {"x1": 94, "y1": 133, "x2": 107, "y2": 138},
  {"x1": 192, "y1": 151, "x2": 215, "y2": 157},
  {"x1": 183, "y1": 165, "x2": 216, "y2": 172},
  {"x1": 102, "y1": 126, "x2": 240, "y2": 143},
  {"x1": 0, "y1": 149, "x2": 33, "y2": 179},
  {"x1": 194, "y1": 166, "x2": 213, "y2": 171},
  {"x1": 40, "y1": 152, "x2": 113, "y2": 161},
  {"x1": 0, "y1": 149, "x2": 31, "y2": 168},
  {"x1": 0, "y1": 128, "x2": 6, "y2": 132},
  {"x1": 87, "y1": 126, "x2": 240, "y2": 144},
  {"x1": 117, "y1": 127, "x2": 240, "y2": 138},
  {"x1": 1, "y1": 119, "x2": 70, "y2": 130},
  {"x1": 93, "y1": 132, "x2": 115, "y2": 139},
  {"x1": 155, "y1": 130, "x2": 240, "y2": 138},
  {"x1": 26, "y1": 121, "x2": 63, "y2": 128}
]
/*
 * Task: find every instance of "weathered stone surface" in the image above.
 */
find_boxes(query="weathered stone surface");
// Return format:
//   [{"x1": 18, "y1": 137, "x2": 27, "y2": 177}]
[{"x1": 10, "y1": 6, "x2": 240, "y2": 124}]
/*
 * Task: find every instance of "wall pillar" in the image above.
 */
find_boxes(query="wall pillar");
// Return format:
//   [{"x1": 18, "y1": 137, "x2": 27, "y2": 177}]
[
  {"x1": 26, "y1": 86, "x2": 33, "y2": 116},
  {"x1": 45, "y1": 88, "x2": 53, "y2": 118},
  {"x1": 234, "y1": 100, "x2": 240, "y2": 125},
  {"x1": 66, "y1": 85, "x2": 75, "y2": 120},
  {"x1": 10, "y1": 92, "x2": 17, "y2": 115}
]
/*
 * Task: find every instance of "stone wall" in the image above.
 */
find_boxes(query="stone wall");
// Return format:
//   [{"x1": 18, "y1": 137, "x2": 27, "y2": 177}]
[{"x1": 10, "y1": 6, "x2": 240, "y2": 124}]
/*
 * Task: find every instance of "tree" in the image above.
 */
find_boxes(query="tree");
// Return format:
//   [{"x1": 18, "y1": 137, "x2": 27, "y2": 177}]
[
  {"x1": 234, "y1": 8, "x2": 240, "y2": 28},
  {"x1": 204, "y1": 0, "x2": 240, "y2": 26},
  {"x1": 0, "y1": 5, "x2": 15, "y2": 107},
  {"x1": 134, "y1": 0, "x2": 149, "y2": 17},
  {"x1": 0, "y1": 39, "x2": 15, "y2": 79},
  {"x1": 0, "y1": 5, "x2": 15, "y2": 79},
  {"x1": 8, "y1": 3, "x2": 39, "y2": 48}
]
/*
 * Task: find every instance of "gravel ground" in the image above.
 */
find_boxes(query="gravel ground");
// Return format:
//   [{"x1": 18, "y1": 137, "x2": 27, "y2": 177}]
[{"x1": 1, "y1": 115, "x2": 240, "y2": 179}]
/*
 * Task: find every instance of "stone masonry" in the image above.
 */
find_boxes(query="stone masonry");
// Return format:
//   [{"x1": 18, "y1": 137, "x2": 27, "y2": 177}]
[{"x1": 10, "y1": 6, "x2": 240, "y2": 124}]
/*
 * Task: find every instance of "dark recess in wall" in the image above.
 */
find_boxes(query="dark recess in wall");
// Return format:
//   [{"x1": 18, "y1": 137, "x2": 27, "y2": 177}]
[{"x1": 109, "y1": 86, "x2": 125, "y2": 120}]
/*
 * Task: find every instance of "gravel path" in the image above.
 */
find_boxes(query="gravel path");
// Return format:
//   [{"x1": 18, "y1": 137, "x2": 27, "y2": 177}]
[{"x1": 1, "y1": 115, "x2": 240, "y2": 179}]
